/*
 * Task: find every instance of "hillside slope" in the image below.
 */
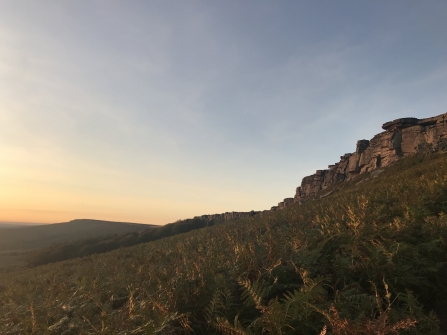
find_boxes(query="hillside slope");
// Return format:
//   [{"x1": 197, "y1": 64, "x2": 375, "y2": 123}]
[
  {"x1": 1, "y1": 152, "x2": 447, "y2": 334},
  {"x1": 0, "y1": 219, "x2": 152, "y2": 269},
  {"x1": 25, "y1": 217, "x2": 211, "y2": 267},
  {"x1": 0, "y1": 222, "x2": 45, "y2": 229}
]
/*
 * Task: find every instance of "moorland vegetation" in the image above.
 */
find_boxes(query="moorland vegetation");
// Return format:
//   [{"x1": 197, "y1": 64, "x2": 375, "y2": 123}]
[
  {"x1": 25, "y1": 217, "x2": 212, "y2": 267},
  {"x1": 0, "y1": 220, "x2": 150, "y2": 270},
  {"x1": 1, "y1": 152, "x2": 447, "y2": 334}
]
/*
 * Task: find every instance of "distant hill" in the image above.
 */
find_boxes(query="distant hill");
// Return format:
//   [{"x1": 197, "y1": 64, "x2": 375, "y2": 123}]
[
  {"x1": 26, "y1": 217, "x2": 212, "y2": 267},
  {"x1": 0, "y1": 222, "x2": 46, "y2": 229},
  {"x1": 0, "y1": 219, "x2": 152, "y2": 252},
  {"x1": 0, "y1": 219, "x2": 153, "y2": 269}
]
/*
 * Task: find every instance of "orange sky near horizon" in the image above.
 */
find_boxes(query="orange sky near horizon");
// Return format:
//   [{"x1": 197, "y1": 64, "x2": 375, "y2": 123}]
[
  {"x1": 0, "y1": 144, "x2": 272, "y2": 224},
  {"x1": 0, "y1": 166, "x2": 268, "y2": 225}
]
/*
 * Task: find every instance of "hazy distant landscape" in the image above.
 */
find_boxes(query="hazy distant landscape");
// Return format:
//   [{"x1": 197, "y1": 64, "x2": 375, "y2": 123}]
[
  {"x1": 0, "y1": 222, "x2": 45, "y2": 228},
  {"x1": 0, "y1": 219, "x2": 151, "y2": 270}
]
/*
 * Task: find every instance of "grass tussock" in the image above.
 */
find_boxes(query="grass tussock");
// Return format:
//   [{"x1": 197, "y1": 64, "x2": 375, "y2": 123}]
[{"x1": 1, "y1": 152, "x2": 447, "y2": 334}]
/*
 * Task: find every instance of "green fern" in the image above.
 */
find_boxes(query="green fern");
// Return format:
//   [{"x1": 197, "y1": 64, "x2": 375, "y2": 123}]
[
  {"x1": 205, "y1": 290, "x2": 225, "y2": 323},
  {"x1": 238, "y1": 278, "x2": 267, "y2": 310}
]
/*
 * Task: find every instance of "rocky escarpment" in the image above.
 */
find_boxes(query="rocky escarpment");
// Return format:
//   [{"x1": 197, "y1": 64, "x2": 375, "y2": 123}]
[
  {"x1": 288, "y1": 111, "x2": 447, "y2": 205},
  {"x1": 196, "y1": 112, "x2": 447, "y2": 221},
  {"x1": 195, "y1": 210, "x2": 261, "y2": 223}
]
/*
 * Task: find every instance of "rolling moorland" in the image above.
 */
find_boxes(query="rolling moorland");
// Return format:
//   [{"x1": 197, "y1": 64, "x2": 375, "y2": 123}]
[
  {"x1": 24, "y1": 217, "x2": 215, "y2": 268},
  {"x1": 1, "y1": 151, "x2": 447, "y2": 334},
  {"x1": 0, "y1": 220, "x2": 151, "y2": 270}
]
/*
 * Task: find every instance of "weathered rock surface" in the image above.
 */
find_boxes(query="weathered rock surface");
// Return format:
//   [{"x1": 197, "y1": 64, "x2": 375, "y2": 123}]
[{"x1": 292, "y1": 112, "x2": 447, "y2": 203}]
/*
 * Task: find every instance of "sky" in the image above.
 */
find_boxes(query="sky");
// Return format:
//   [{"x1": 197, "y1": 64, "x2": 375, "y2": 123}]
[{"x1": 0, "y1": 1, "x2": 446, "y2": 224}]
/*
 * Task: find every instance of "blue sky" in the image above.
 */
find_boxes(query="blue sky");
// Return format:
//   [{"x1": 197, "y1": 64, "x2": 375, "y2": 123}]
[{"x1": 0, "y1": 1, "x2": 446, "y2": 224}]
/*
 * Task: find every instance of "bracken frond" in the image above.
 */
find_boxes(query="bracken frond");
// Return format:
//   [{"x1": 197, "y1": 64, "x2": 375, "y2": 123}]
[{"x1": 238, "y1": 278, "x2": 266, "y2": 310}]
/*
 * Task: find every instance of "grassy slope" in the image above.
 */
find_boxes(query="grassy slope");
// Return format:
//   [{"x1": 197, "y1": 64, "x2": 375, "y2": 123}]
[
  {"x1": 25, "y1": 217, "x2": 215, "y2": 268},
  {"x1": 1, "y1": 153, "x2": 447, "y2": 334},
  {"x1": 0, "y1": 219, "x2": 152, "y2": 269}
]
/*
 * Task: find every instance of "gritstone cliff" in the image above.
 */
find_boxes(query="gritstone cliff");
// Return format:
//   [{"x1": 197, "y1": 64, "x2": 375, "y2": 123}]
[
  {"x1": 197, "y1": 111, "x2": 447, "y2": 222},
  {"x1": 289, "y1": 111, "x2": 447, "y2": 205}
]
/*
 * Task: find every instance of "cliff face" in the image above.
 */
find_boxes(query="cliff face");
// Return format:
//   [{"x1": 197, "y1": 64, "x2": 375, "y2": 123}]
[
  {"x1": 291, "y1": 112, "x2": 447, "y2": 204},
  {"x1": 196, "y1": 111, "x2": 447, "y2": 222}
]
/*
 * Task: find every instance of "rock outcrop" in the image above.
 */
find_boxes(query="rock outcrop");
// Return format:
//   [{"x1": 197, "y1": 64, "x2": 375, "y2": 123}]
[
  {"x1": 292, "y1": 112, "x2": 447, "y2": 204},
  {"x1": 196, "y1": 111, "x2": 447, "y2": 221},
  {"x1": 195, "y1": 210, "x2": 260, "y2": 223}
]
